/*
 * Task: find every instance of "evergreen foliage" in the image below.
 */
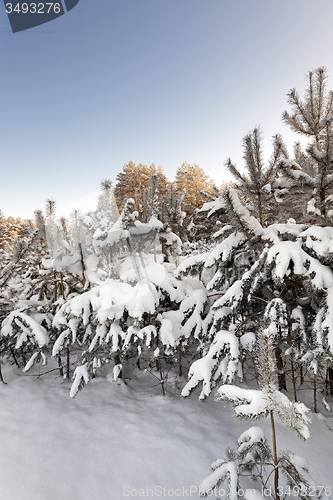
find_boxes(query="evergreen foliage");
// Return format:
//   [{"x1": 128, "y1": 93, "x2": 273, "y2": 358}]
[
  {"x1": 114, "y1": 162, "x2": 168, "y2": 211},
  {"x1": 0, "y1": 215, "x2": 31, "y2": 251},
  {"x1": 280, "y1": 67, "x2": 333, "y2": 222},
  {"x1": 174, "y1": 161, "x2": 216, "y2": 214},
  {"x1": 199, "y1": 327, "x2": 314, "y2": 500},
  {"x1": 225, "y1": 127, "x2": 288, "y2": 226}
]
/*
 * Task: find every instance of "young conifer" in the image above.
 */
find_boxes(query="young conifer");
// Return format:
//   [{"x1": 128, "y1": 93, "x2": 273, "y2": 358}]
[
  {"x1": 199, "y1": 320, "x2": 314, "y2": 500},
  {"x1": 225, "y1": 128, "x2": 287, "y2": 226},
  {"x1": 280, "y1": 67, "x2": 333, "y2": 221}
]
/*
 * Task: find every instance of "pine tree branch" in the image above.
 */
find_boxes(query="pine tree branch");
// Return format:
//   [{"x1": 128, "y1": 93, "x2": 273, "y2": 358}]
[{"x1": 225, "y1": 158, "x2": 248, "y2": 186}]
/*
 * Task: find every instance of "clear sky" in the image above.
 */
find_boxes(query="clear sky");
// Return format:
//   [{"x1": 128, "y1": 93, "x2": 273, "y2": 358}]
[{"x1": 1, "y1": 0, "x2": 333, "y2": 218}]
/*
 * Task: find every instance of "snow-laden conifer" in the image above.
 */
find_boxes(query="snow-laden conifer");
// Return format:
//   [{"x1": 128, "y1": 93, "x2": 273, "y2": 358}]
[
  {"x1": 279, "y1": 67, "x2": 333, "y2": 222},
  {"x1": 181, "y1": 185, "x2": 333, "y2": 401},
  {"x1": 225, "y1": 127, "x2": 287, "y2": 226},
  {"x1": 199, "y1": 321, "x2": 315, "y2": 500}
]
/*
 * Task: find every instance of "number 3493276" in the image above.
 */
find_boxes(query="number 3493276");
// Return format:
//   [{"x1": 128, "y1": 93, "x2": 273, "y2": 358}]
[{"x1": 5, "y1": 3, "x2": 61, "y2": 14}]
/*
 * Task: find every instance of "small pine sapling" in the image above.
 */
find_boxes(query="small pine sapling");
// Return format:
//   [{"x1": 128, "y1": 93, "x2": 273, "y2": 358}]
[
  {"x1": 280, "y1": 67, "x2": 333, "y2": 222},
  {"x1": 199, "y1": 323, "x2": 315, "y2": 500}
]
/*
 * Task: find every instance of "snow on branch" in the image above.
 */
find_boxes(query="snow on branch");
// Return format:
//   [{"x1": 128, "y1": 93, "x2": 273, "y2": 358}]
[
  {"x1": 205, "y1": 232, "x2": 247, "y2": 268},
  {"x1": 70, "y1": 363, "x2": 90, "y2": 398},
  {"x1": 199, "y1": 460, "x2": 238, "y2": 500},
  {"x1": 216, "y1": 325, "x2": 311, "y2": 441},
  {"x1": 266, "y1": 240, "x2": 333, "y2": 289},
  {"x1": 181, "y1": 330, "x2": 241, "y2": 400},
  {"x1": 279, "y1": 159, "x2": 316, "y2": 187},
  {"x1": 1, "y1": 311, "x2": 49, "y2": 348},
  {"x1": 223, "y1": 189, "x2": 263, "y2": 236}
]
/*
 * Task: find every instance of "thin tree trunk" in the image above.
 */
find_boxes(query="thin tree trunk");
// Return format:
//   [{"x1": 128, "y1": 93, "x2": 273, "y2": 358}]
[
  {"x1": 327, "y1": 366, "x2": 333, "y2": 396},
  {"x1": 0, "y1": 362, "x2": 5, "y2": 384},
  {"x1": 270, "y1": 410, "x2": 280, "y2": 500},
  {"x1": 21, "y1": 350, "x2": 26, "y2": 366},
  {"x1": 290, "y1": 358, "x2": 297, "y2": 402},
  {"x1": 78, "y1": 243, "x2": 86, "y2": 286},
  {"x1": 154, "y1": 336, "x2": 165, "y2": 396},
  {"x1": 66, "y1": 347, "x2": 70, "y2": 379},
  {"x1": 178, "y1": 344, "x2": 182, "y2": 377},
  {"x1": 314, "y1": 375, "x2": 317, "y2": 413},
  {"x1": 10, "y1": 346, "x2": 20, "y2": 368},
  {"x1": 57, "y1": 356, "x2": 64, "y2": 377},
  {"x1": 60, "y1": 273, "x2": 65, "y2": 299},
  {"x1": 114, "y1": 354, "x2": 122, "y2": 379},
  {"x1": 257, "y1": 192, "x2": 264, "y2": 226},
  {"x1": 275, "y1": 346, "x2": 287, "y2": 391},
  {"x1": 300, "y1": 364, "x2": 304, "y2": 385},
  {"x1": 54, "y1": 272, "x2": 57, "y2": 301},
  {"x1": 154, "y1": 234, "x2": 157, "y2": 263},
  {"x1": 110, "y1": 249, "x2": 114, "y2": 279},
  {"x1": 161, "y1": 238, "x2": 169, "y2": 262},
  {"x1": 320, "y1": 188, "x2": 326, "y2": 217},
  {"x1": 155, "y1": 355, "x2": 165, "y2": 396}
]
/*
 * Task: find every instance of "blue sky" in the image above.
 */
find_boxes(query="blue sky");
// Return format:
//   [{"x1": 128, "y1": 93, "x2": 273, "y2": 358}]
[{"x1": 1, "y1": 0, "x2": 333, "y2": 218}]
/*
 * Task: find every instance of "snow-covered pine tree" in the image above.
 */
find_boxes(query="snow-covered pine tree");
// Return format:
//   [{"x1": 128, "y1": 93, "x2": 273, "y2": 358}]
[
  {"x1": 51, "y1": 193, "x2": 210, "y2": 397},
  {"x1": 0, "y1": 225, "x2": 57, "y2": 374},
  {"x1": 45, "y1": 199, "x2": 64, "y2": 259},
  {"x1": 1, "y1": 305, "x2": 50, "y2": 372},
  {"x1": 37, "y1": 190, "x2": 174, "y2": 384},
  {"x1": 278, "y1": 69, "x2": 333, "y2": 394},
  {"x1": 199, "y1": 319, "x2": 315, "y2": 500},
  {"x1": 225, "y1": 127, "x2": 287, "y2": 226},
  {"x1": 0, "y1": 228, "x2": 38, "y2": 290},
  {"x1": 158, "y1": 182, "x2": 185, "y2": 263},
  {"x1": 95, "y1": 179, "x2": 119, "y2": 230},
  {"x1": 0, "y1": 214, "x2": 31, "y2": 251},
  {"x1": 33, "y1": 209, "x2": 47, "y2": 248},
  {"x1": 174, "y1": 162, "x2": 216, "y2": 215},
  {"x1": 53, "y1": 248, "x2": 209, "y2": 397},
  {"x1": 114, "y1": 162, "x2": 169, "y2": 211},
  {"x1": 279, "y1": 67, "x2": 333, "y2": 222},
  {"x1": 180, "y1": 186, "x2": 333, "y2": 404}
]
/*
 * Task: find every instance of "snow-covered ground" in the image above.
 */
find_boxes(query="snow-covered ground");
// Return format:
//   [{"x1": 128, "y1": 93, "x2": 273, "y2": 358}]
[{"x1": 0, "y1": 362, "x2": 332, "y2": 500}]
